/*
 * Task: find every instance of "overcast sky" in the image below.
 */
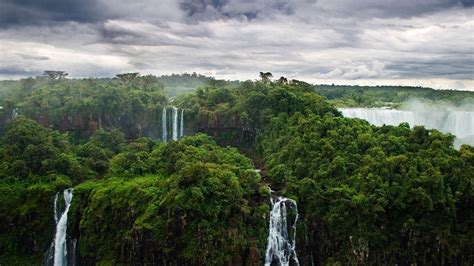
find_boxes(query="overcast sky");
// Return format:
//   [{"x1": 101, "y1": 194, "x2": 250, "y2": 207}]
[{"x1": 0, "y1": 0, "x2": 473, "y2": 90}]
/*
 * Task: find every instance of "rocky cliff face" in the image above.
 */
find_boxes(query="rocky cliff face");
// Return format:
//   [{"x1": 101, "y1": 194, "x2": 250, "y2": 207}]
[
  {"x1": 189, "y1": 109, "x2": 256, "y2": 149},
  {"x1": 1, "y1": 109, "x2": 162, "y2": 141}
]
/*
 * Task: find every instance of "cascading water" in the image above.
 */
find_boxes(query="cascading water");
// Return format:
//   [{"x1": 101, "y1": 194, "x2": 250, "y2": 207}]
[
  {"x1": 52, "y1": 188, "x2": 73, "y2": 266},
  {"x1": 162, "y1": 107, "x2": 184, "y2": 142},
  {"x1": 180, "y1": 109, "x2": 184, "y2": 138},
  {"x1": 340, "y1": 108, "x2": 416, "y2": 127},
  {"x1": 340, "y1": 108, "x2": 474, "y2": 147},
  {"x1": 71, "y1": 239, "x2": 77, "y2": 266},
  {"x1": 162, "y1": 107, "x2": 167, "y2": 143},
  {"x1": 53, "y1": 193, "x2": 59, "y2": 224},
  {"x1": 12, "y1": 108, "x2": 19, "y2": 119},
  {"x1": 443, "y1": 110, "x2": 474, "y2": 139},
  {"x1": 265, "y1": 195, "x2": 300, "y2": 266},
  {"x1": 172, "y1": 107, "x2": 178, "y2": 141}
]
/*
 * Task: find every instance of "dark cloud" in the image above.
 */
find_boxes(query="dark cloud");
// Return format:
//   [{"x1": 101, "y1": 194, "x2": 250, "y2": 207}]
[
  {"x1": 0, "y1": 67, "x2": 42, "y2": 77},
  {"x1": 180, "y1": 0, "x2": 229, "y2": 17},
  {"x1": 388, "y1": 57, "x2": 474, "y2": 79},
  {"x1": 177, "y1": 0, "x2": 472, "y2": 21},
  {"x1": 460, "y1": 0, "x2": 474, "y2": 7},
  {"x1": 100, "y1": 24, "x2": 171, "y2": 46},
  {"x1": 0, "y1": 0, "x2": 103, "y2": 27},
  {"x1": 1, "y1": 0, "x2": 471, "y2": 28},
  {"x1": 178, "y1": 0, "x2": 306, "y2": 20}
]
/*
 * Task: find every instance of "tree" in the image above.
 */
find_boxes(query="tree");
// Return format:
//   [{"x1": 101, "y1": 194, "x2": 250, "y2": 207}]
[
  {"x1": 259, "y1": 72, "x2": 273, "y2": 83},
  {"x1": 116, "y1": 72, "x2": 140, "y2": 84},
  {"x1": 0, "y1": 117, "x2": 85, "y2": 181},
  {"x1": 21, "y1": 77, "x2": 36, "y2": 96},
  {"x1": 277, "y1": 76, "x2": 288, "y2": 85},
  {"x1": 43, "y1": 70, "x2": 68, "y2": 80}
]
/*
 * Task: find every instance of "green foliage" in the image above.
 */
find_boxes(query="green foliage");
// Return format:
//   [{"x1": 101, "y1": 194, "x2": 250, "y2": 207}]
[
  {"x1": 179, "y1": 80, "x2": 339, "y2": 151},
  {"x1": 314, "y1": 84, "x2": 474, "y2": 107},
  {"x1": 68, "y1": 135, "x2": 269, "y2": 264},
  {"x1": 158, "y1": 72, "x2": 224, "y2": 96},
  {"x1": 1, "y1": 75, "x2": 473, "y2": 265},
  {"x1": 175, "y1": 80, "x2": 473, "y2": 264},
  {"x1": 0, "y1": 117, "x2": 87, "y2": 182},
  {"x1": 0, "y1": 75, "x2": 168, "y2": 140},
  {"x1": 262, "y1": 113, "x2": 474, "y2": 264},
  {"x1": 0, "y1": 181, "x2": 68, "y2": 264}
]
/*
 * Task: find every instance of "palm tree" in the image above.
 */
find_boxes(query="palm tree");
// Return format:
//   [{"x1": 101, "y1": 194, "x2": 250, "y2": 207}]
[{"x1": 259, "y1": 72, "x2": 273, "y2": 83}]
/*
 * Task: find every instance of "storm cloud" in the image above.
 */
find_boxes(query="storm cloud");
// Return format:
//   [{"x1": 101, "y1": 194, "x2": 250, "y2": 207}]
[{"x1": 0, "y1": 0, "x2": 472, "y2": 90}]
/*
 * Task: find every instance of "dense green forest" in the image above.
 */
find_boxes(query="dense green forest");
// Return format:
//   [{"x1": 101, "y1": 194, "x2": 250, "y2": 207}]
[
  {"x1": 0, "y1": 73, "x2": 473, "y2": 265},
  {"x1": 314, "y1": 84, "x2": 474, "y2": 107},
  {"x1": 0, "y1": 73, "x2": 240, "y2": 140}
]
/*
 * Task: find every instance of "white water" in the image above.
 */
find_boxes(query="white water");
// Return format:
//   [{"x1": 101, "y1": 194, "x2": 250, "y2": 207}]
[
  {"x1": 180, "y1": 109, "x2": 184, "y2": 138},
  {"x1": 340, "y1": 108, "x2": 474, "y2": 147},
  {"x1": 162, "y1": 107, "x2": 167, "y2": 143},
  {"x1": 53, "y1": 188, "x2": 73, "y2": 266},
  {"x1": 12, "y1": 108, "x2": 19, "y2": 119},
  {"x1": 53, "y1": 193, "x2": 59, "y2": 224},
  {"x1": 172, "y1": 107, "x2": 178, "y2": 141},
  {"x1": 162, "y1": 107, "x2": 184, "y2": 142},
  {"x1": 265, "y1": 196, "x2": 299, "y2": 266},
  {"x1": 71, "y1": 238, "x2": 77, "y2": 266}
]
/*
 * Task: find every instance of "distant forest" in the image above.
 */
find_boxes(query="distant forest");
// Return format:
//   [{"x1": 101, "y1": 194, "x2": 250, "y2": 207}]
[
  {"x1": 2, "y1": 72, "x2": 472, "y2": 112},
  {"x1": 314, "y1": 84, "x2": 474, "y2": 108}
]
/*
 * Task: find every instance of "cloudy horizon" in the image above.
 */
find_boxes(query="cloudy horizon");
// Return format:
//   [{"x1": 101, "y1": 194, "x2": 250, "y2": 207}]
[{"x1": 0, "y1": 0, "x2": 473, "y2": 90}]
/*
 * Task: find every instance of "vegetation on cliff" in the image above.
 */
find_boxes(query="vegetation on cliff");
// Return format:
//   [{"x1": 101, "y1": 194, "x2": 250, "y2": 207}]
[
  {"x1": 262, "y1": 114, "x2": 473, "y2": 264},
  {"x1": 0, "y1": 74, "x2": 473, "y2": 265},
  {"x1": 0, "y1": 118, "x2": 269, "y2": 264}
]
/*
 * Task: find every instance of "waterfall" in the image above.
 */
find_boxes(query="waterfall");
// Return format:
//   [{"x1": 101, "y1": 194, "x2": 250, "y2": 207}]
[
  {"x1": 162, "y1": 107, "x2": 183, "y2": 142},
  {"x1": 172, "y1": 107, "x2": 178, "y2": 141},
  {"x1": 180, "y1": 109, "x2": 184, "y2": 138},
  {"x1": 162, "y1": 107, "x2": 167, "y2": 143},
  {"x1": 340, "y1": 108, "x2": 416, "y2": 127},
  {"x1": 71, "y1": 238, "x2": 77, "y2": 266},
  {"x1": 53, "y1": 188, "x2": 74, "y2": 266},
  {"x1": 53, "y1": 193, "x2": 59, "y2": 224},
  {"x1": 340, "y1": 108, "x2": 474, "y2": 147},
  {"x1": 443, "y1": 110, "x2": 474, "y2": 139},
  {"x1": 12, "y1": 108, "x2": 19, "y2": 119},
  {"x1": 265, "y1": 196, "x2": 299, "y2": 266}
]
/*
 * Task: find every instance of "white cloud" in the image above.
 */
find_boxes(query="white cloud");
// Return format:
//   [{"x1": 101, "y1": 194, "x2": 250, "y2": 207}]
[
  {"x1": 0, "y1": 1, "x2": 472, "y2": 90},
  {"x1": 313, "y1": 61, "x2": 388, "y2": 79}
]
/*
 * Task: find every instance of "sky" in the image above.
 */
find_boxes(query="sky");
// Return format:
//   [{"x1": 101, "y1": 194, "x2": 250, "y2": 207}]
[{"x1": 0, "y1": 0, "x2": 473, "y2": 90}]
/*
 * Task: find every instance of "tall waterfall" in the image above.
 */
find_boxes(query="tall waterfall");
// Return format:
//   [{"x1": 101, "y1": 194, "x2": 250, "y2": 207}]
[
  {"x1": 265, "y1": 196, "x2": 300, "y2": 266},
  {"x1": 340, "y1": 108, "x2": 474, "y2": 147},
  {"x1": 162, "y1": 107, "x2": 184, "y2": 142},
  {"x1": 172, "y1": 107, "x2": 178, "y2": 141},
  {"x1": 162, "y1": 107, "x2": 167, "y2": 143},
  {"x1": 180, "y1": 109, "x2": 184, "y2": 138},
  {"x1": 52, "y1": 188, "x2": 74, "y2": 266}
]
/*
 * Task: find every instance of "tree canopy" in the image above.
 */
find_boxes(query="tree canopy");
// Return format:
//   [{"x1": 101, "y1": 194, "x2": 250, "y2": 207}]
[{"x1": 0, "y1": 74, "x2": 472, "y2": 265}]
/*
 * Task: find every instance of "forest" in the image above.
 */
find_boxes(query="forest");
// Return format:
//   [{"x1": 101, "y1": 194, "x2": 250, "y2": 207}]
[
  {"x1": 314, "y1": 84, "x2": 474, "y2": 108},
  {"x1": 0, "y1": 73, "x2": 473, "y2": 265}
]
